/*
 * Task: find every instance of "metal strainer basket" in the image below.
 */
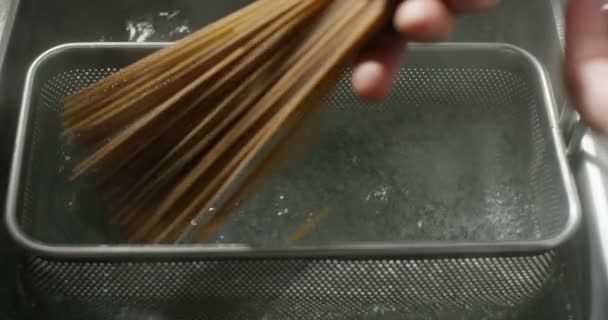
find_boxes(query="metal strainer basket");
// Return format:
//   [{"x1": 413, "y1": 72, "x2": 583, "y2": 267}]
[{"x1": 5, "y1": 42, "x2": 580, "y2": 319}]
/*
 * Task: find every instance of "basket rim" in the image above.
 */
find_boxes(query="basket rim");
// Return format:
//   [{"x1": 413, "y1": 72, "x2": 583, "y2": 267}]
[{"x1": 4, "y1": 41, "x2": 581, "y2": 260}]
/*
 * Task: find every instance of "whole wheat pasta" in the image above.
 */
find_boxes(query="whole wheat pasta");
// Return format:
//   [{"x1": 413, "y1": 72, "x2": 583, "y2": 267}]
[{"x1": 63, "y1": 0, "x2": 390, "y2": 244}]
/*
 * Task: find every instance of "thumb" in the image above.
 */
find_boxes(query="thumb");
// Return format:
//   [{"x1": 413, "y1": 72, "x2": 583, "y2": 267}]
[{"x1": 566, "y1": 0, "x2": 608, "y2": 135}]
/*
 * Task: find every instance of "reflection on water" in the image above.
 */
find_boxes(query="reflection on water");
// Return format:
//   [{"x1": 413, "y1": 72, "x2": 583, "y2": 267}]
[{"x1": 100, "y1": 9, "x2": 192, "y2": 42}]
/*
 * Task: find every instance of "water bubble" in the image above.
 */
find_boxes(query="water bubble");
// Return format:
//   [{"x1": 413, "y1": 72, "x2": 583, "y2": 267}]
[
  {"x1": 174, "y1": 25, "x2": 190, "y2": 33},
  {"x1": 126, "y1": 20, "x2": 156, "y2": 42},
  {"x1": 367, "y1": 185, "x2": 390, "y2": 201}
]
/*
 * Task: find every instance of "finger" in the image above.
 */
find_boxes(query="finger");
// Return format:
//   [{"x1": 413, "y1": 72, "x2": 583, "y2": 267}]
[
  {"x1": 393, "y1": 0, "x2": 455, "y2": 41},
  {"x1": 444, "y1": 0, "x2": 500, "y2": 13},
  {"x1": 352, "y1": 35, "x2": 406, "y2": 102},
  {"x1": 566, "y1": 0, "x2": 608, "y2": 134}
]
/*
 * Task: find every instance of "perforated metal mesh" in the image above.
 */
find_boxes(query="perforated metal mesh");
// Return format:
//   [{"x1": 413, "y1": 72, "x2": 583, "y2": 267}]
[
  {"x1": 22, "y1": 252, "x2": 558, "y2": 320},
  {"x1": 9, "y1": 44, "x2": 577, "y2": 320},
  {"x1": 20, "y1": 67, "x2": 120, "y2": 244},
  {"x1": 17, "y1": 46, "x2": 572, "y2": 246}
]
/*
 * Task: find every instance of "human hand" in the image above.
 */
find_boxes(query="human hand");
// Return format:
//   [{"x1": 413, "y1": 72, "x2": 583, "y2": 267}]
[
  {"x1": 352, "y1": 0, "x2": 499, "y2": 101},
  {"x1": 566, "y1": 0, "x2": 608, "y2": 135}
]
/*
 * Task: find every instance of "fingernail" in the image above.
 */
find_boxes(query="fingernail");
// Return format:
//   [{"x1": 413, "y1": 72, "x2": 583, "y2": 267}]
[
  {"x1": 353, "y1": 61, "x2": 386, "y2": 101},
  {"x1": 394, "y1": 0, "x2": 427, "y2": 33}
]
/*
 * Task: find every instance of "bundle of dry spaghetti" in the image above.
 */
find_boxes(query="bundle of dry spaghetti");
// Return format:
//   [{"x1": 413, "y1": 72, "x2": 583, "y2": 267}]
[{"x1": 62, "y1": 0, "x2": 389, "y2": 244}]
